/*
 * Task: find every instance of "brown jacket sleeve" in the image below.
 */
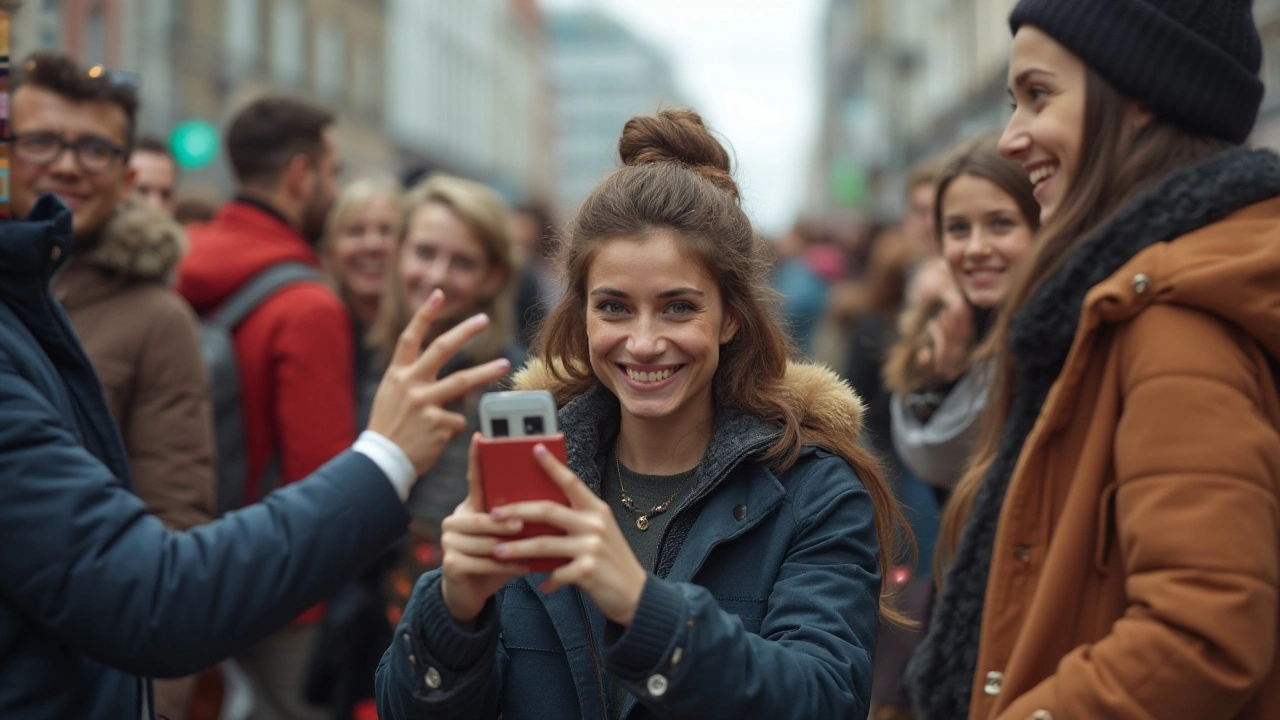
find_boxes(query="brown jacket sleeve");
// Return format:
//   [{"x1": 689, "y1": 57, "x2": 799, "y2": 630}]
[
  {"x1": 122, "y1": 290, "x2": 217, "y2": 530},
  {"x1": 1000, "y1": 304, "x2": 1280, "y2": 720}
]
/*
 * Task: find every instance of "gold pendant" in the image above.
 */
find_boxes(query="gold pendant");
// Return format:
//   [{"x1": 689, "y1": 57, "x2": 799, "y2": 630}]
[{"x1": 636, "y1": 516, "x2": 649, "y2": 531}]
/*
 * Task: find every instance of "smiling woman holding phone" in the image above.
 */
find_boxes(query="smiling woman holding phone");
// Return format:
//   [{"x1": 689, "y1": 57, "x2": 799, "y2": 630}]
[{"x1": 375, "y1": 109, "x2": 909, "y2": 720}]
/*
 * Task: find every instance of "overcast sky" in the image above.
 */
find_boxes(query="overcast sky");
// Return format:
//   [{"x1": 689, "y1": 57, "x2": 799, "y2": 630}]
[{"x1": 538, "y1": 0, "x2": 826, "y2": 236}]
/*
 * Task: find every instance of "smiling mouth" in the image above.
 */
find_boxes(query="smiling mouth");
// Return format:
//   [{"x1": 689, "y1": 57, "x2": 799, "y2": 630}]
[
  {"x1": 1027, "y1": 162, "x2": 1059, "y2": 189},
  {"x1": 619, "y1": 364, "x2": 684, "y2": 384}
]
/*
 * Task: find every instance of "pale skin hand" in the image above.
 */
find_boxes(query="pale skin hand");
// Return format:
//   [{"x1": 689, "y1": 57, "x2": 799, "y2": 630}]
[
  {"x1": 490, "y1": 444, "x2": 648, "y2": 626},
  {"x1": 366, "y1": 289, "x2": 512, "y2": 476},
  {"x1": 439, "y1": 434, "x2": 532, "y2": 627}
]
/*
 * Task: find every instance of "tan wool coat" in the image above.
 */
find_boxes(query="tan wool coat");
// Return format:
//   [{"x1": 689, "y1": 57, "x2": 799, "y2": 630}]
[{"x1": 53, "y1": 202, "x2": 216, "y2": 530}]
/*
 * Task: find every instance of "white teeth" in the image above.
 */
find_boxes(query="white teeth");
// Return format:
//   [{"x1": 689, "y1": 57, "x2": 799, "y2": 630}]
[
  {"x1": 627, "y1": 368, "x2": 673, "y2": 383},
  {"x1": 1029, "y1": 165, "x2": 1058, "y2": 186}
]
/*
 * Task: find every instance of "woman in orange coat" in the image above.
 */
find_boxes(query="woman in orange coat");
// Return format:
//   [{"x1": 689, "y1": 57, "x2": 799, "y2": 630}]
[{"x1": 909, "y1": 1, "x2": 1280, "y2": 719}]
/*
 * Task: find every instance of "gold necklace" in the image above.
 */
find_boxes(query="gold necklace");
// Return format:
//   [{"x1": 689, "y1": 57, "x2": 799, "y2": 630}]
[{"x1": 615, "y1": 446, "x2": 693, "y2": 532}]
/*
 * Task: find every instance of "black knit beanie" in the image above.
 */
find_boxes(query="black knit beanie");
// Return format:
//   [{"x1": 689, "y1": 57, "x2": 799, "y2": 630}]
[{"x1": 1009, "y1": 0, "x2": 1264, "y2": 144}]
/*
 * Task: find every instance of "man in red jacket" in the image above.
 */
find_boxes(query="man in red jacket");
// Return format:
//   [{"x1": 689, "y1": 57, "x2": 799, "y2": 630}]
[{"x1": 176, "y1": 96, "x2": 349, "y2": 720}]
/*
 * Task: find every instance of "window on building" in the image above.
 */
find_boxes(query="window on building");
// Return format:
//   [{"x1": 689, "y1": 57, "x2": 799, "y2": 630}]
[
  {"x1": 314, "y1": 18, "x2": 346, "y2": 100},
  {"x1": 271, "y1": 0, "x2": 306, "y2": 88},
  {"x1": 39, "y1": 0, "x2": 64, "y2": 49},
  {"x1": 84, "y1": 5, "x2": 106, "y2": 66},
  {"x1": 224, "y1": 0, "x2": 261, "y2": 77}
]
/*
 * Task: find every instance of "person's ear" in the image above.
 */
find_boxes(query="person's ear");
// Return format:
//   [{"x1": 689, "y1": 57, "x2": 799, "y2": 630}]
[
  {"x1": 120, "y1": 165, "x2": 138, "y2": 204},
  {"x1": 283, "y1": 153, "x2": 315, "y2": 203},
  {"x1": 718, "y1": 308, "x2": 741, "y2": 345},
  {"x1": 1126, "y1": 100, "x2": 1155, "y2": 135}
]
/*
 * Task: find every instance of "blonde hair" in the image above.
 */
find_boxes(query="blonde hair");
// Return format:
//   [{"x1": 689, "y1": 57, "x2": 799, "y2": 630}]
[
  {"x1": 322, "y1": 177, "x2": 406, "y2": 306},
  {"x1": 368, "y1": 174, "x2": 516, "y2": 362}
]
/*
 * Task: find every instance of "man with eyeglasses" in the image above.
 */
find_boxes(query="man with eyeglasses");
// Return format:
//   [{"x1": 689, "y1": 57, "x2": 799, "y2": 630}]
[{"x1": 0, "y1": 52, "x2": 513, "y2": 720}]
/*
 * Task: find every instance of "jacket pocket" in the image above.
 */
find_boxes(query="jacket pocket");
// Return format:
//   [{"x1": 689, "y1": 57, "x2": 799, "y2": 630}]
[
  {"x1": 1095, "y1": 482, "x2": 1119, "y2": 573},
  {"x1": 714, "y1": 596, "x2": 768, "y2": 635},
  {"x1": 501, "y1": 586, "x2": 565, "y2": 655}
]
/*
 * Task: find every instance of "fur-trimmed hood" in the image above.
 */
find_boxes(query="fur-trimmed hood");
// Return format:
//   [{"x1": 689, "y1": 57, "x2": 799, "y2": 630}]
[
  {"x1": 82, "y1": 199, "x2": 187, "y2": 282},
  {"x1": 511, "y1": 356, "x2": 866, "y2": 579}
]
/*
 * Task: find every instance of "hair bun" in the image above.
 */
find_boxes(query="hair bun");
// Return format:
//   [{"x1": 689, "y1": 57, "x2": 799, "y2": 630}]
[{"x1": 619, "y1": 109, "x2": 738, "y2": 200}]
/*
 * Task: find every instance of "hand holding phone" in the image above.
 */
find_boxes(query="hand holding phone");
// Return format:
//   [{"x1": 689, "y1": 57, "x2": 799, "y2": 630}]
[{"x1": 476, "y1": 391, "x2": 570, "y2": 573}]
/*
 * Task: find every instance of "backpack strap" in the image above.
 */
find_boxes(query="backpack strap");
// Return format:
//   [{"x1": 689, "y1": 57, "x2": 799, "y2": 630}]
[
  {"x1": 212, "y1": 262, "x2": 325, "y2": 502},
  {"x1": 211, "y1": 262, "x2": 326, "y2": 331}
]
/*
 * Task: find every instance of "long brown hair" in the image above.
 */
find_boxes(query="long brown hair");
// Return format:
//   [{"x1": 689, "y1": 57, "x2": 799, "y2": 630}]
[
  {"x1": 935, "y1": 69, "x2": 1232, "y2": 574},
  {"x1": 368, "y1": 175, "x2": 516, "y2": 362},
  {"x1": 883, "y1": 133, "x2": 1040, "y2": 398},
  {"x1": 536, "y1": 109, "x2": 910, "y2": 622}
]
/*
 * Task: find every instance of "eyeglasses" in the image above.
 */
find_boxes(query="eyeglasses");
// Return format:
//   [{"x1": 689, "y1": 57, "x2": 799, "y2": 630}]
[{"x1": 12, "y1": 132, "x2": 127, "y2": 173}]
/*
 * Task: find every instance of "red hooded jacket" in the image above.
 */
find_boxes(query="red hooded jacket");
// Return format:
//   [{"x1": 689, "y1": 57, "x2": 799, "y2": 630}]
[{"x1": 177, "y1": 201, "x2": 355, "y2": 623}]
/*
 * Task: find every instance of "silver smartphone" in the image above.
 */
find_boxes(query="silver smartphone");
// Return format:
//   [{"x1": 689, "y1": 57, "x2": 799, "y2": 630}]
[{"x1": 478, "y1": 390, "x2": 559, "y2": 439}]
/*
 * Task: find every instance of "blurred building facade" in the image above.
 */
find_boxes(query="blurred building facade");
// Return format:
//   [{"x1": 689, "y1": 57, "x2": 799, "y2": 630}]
[
  {"x1": 812, "y1": 0, "x2": 1280, "y2": 223},
  {"x1": 546, "y1": 7, "x2": 681, "y2": 212},
  {"x1": 809, "y1": 0, "x2": 1016, "y2": 222},
  {"x1": 14, "y1": 0, "x2": 555, "y2": 203}
]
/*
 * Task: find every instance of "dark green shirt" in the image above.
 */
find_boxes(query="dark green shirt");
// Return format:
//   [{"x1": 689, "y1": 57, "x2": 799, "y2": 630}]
[{"x1": 600, "y1": 448, "x2": 698, "y2": 718}]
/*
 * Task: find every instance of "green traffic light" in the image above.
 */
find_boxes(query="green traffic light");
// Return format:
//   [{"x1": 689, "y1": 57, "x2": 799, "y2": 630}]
[{"x1": 169, "y1": 120, "x2": 220, "y2": 170}]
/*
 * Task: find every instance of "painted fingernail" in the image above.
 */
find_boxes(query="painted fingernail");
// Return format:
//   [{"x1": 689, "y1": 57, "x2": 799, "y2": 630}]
[
  {"x1": 533, "y1": 444, "x2": 548, "y2": 457},
  {"x1": 490, "y1": 507, "x2": 506, "y2": 519},
  {"x1": 427, "y1": 289, "x2": 443, "y2": 307},
  {"x1": 505, "y1": 519, "x2": 523, "y2": 531},
  {"x1": 470, "y1": 313, "x2": 490, "y2": 327},
  {"x1": 493, "y1": 543, "x2": 508, "y2": 557}
]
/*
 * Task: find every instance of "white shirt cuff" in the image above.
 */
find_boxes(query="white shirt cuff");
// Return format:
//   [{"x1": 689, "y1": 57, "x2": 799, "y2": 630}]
[{"x1": 353, "y1": 430, "x2": 416, "y2": 502}]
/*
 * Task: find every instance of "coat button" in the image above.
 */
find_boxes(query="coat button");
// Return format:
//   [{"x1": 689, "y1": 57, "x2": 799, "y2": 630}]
[
  {"x1": 1030, "y1": 712, "x2": 1053, "y2": 720},
  {"x1": 1014, "y1": 544, "x2": 1032, "y2": 563},
  {"x1": 50, "y1": 246, "x2": 62, "y2": 262},
  {"x1": 646, "y1": 673, "x2": 669, "y2": 697},
  {"x1": 983, "y1": 670, "x2": 1004, "y2": 696},
  {"x1": 1131, "y1": 273, "x2": 1150, "y2": 295},
  {"x1": 733, "y1": 504, "x2": 748, "y2": 521},
  {"x1": 424, "y1": 666, "x2": 442, "y2": 689},
  {"x1": 670, "y1": 646, "x2": 683, "y2": 667}
]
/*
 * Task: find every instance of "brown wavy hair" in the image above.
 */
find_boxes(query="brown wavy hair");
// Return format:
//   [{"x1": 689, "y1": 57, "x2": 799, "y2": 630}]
[
  {"x1": 536, "y1": 108, "x2": 911, "y2": 622},
  {"x1": 935, "y1": 69, "x2": 1232, "y2": 575}
]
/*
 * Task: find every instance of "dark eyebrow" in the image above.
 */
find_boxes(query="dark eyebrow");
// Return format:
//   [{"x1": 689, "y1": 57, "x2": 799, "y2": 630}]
[
  {"x1": 589, "y1": 287, "x2": 629, "y2": 299},
  {"x1": 657, "y1": 287, "x2": 705, "y2": 299},
  {"x1": 588, "y1": 287, "x2": 705, "y2": 300},
  {"x1": 1011, "y1": 68, "x2": 1055, "y2": 89}
]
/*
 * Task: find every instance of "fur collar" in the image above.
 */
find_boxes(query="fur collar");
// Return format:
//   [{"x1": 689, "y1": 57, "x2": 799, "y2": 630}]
[
  {"x1": 513, "y1": 357, "x2": 865, "y2": 578},
  {"x1": 909, "y1": 147, "x2": 1280, "y2": 719},
  {"x1": 81, "y1": 200, "x2": 187, "y2": 282}
]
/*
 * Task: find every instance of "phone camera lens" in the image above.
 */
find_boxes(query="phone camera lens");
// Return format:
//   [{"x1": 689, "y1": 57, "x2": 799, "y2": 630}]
[
  {"x1": 491, "y1": 418, "x2": 510, "y2": 437},
  {"x1": 523, "y1": 416, "x2": 544, "y2": 435}
]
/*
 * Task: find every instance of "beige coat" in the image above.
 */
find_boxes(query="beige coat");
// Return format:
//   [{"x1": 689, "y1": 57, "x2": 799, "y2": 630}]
[{"x1": 53, "y1": 202, "x2": 215, "y2": 530}]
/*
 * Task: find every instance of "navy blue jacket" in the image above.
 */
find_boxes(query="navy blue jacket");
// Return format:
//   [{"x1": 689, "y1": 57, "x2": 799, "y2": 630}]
[
  {"x1": 0, "y1": 197, "x2": 411, "y2": 719},
  {"x1": 377, "y1": 362, "x2": 883, "y2": 719}
]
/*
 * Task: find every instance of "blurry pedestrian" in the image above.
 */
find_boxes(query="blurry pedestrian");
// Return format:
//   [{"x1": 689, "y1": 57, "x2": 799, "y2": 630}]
[
  {"x1": 321, "y1": 177, "x2": 405, "y2": 429},
  {"x1": 176, "y1": 96, "x2": 355, "y2": 720},
  {"x1": 376, "y1": 109, "x2": 906, "y2": 720},
  {"x1": 911, "y1": 2, "x2": 1280, "y2": 719},
  {"x1": 174, "y1": 194, "x2": 218, "y2": 225},
  {"x1": 871, "y1": 132, "x2": 1039, "y2": 720},
  {"x1": 888, "y1": 133, "x2": 1040, "y2": 504},
  {"x1": 367, "y1": 174, "x2": 523, "y2": 622},
  {"x1": 10, "y1": 51, "x2": 216, "y2": 720},
  {"x1": 771, "y1": 219, "x2": 831, "y2": 357},
  {"x1": 131, "y1": 135, "x2": 179, "y2": 217}
]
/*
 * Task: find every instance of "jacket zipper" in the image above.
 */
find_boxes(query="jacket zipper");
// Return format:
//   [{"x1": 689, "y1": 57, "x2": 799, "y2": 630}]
[{"x1": 575, "y1": 588, "x2": 611, "y2": 720}]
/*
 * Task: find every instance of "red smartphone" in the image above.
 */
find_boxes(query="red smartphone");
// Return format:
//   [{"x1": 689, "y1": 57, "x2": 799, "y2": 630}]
[{"x1": 476, "y1": 390, "x2": 569, "y2": 573}]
